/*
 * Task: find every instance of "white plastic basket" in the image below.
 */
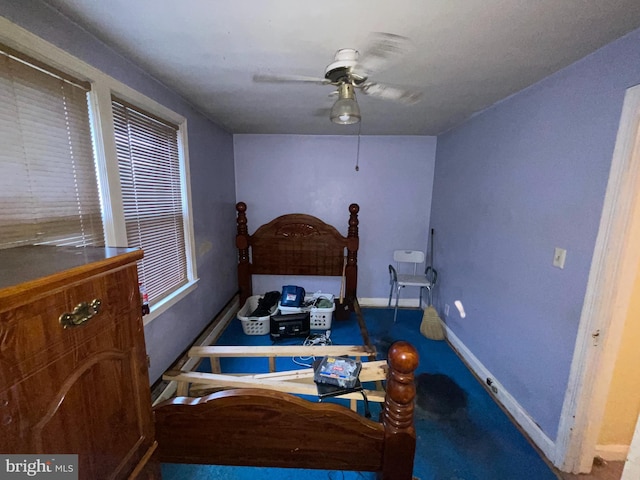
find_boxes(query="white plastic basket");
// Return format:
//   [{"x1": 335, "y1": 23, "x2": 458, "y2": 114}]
[
  {"x1": 238, "y1": 295, "x2": 277, "y2": 335},
  {"x1": 278, "y1": 293, "x2": 335, "y2": 330}
]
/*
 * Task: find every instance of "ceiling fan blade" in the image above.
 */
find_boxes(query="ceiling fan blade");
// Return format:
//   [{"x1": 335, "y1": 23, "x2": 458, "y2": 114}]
[
  {"x1": 253, "y1": 73, "x2": 331, "y2": 85},
  {"x1": 355, "y1": 32, "x2": 412, "y2": 76},
  {"x1": 313, "y1": 107, "x2": 332, "y2": 117},
  {"x1": 360, "y1": 82, "x2": 422, "y2": 105}
]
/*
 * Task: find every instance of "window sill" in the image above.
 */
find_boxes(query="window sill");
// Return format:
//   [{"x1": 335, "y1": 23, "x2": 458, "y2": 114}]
[{"x1": 142, "y1": 278, "x2": 199, "y2": 326}]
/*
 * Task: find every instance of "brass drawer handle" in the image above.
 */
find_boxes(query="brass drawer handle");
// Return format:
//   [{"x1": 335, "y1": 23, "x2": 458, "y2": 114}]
[{"x1": 59, "y1": 299, "x2": 102, "y2": 328}]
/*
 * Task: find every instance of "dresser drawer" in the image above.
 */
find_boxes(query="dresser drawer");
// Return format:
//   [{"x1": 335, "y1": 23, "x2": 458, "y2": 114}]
[{"x1": 0, "y1": 263, "x2": 141, "y2": 385}]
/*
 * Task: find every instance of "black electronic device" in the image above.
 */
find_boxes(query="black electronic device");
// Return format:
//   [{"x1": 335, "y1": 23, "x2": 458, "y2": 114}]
[
  {"x1": 315, "y1": 378, "x2": 363, "y2": 399},
  {"x1": 270, "y1": 311, "x2": 310, "y2": 340}
]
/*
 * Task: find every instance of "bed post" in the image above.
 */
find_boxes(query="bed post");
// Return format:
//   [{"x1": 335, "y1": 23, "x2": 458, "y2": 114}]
[
  {"x1": 345, "y1": 203, "x2": 359, "y2": 301},
  {"x1": 236, "y1": 202, "x2": 252, "y2": 305},
  {"x1": 380, "y1": 341, "x2": 419, "y2": 480}
]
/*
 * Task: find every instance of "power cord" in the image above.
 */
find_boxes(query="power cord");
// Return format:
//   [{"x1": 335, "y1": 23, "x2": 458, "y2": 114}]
[
  {"x1": 303, "y1": 330, "x2": 332, "y2": 346},
  {"x1": 292, "y1": 330, "x2": 332, "y2": 367},
  {"x1": 360, "y1": 390, "x2": 371, "y2": 419},
  {"x1": 301, "y1": 294, "x2": 334, "y2": 310}
]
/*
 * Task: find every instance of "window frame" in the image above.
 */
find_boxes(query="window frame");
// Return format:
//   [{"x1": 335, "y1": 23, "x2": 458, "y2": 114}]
[{"x1": 0, "y1": 17, "x2": 199, "y2": 325}]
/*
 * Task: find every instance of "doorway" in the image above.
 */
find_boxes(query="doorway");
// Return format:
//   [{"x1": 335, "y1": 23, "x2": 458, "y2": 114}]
[{"x1": 555, "y1": 83, "x2": 640, "y2": 473}]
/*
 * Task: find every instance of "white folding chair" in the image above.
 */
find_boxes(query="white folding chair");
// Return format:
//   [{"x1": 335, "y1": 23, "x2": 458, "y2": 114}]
[{"x1": 388, "y1": 250, "x2": 432, "y2": 323}]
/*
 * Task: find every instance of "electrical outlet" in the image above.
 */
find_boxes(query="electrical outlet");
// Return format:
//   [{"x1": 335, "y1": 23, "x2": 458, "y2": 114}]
[
  {"x1": 444, "y1": 304, "x2": 450, "y2": 316},
  {"x1": 486, "y1": 377, "x2": 498, "y2": 394},
  {"x1": 553, "y1": 247, "x2": 567, "y2": 269}
]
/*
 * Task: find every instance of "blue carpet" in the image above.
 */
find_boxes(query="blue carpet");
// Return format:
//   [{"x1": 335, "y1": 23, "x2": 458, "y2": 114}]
[{"x1": 162, "y1": 307, "x2": 558, "y2": 480}]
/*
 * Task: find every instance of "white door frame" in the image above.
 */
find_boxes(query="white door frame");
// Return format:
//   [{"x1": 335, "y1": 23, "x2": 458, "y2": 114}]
[
  {"x1": 554, "y1": 83, "x2": 640, "y2": 473},
  {"x1": 622, "y1": 412, "x2": 640, "y2": 479}
]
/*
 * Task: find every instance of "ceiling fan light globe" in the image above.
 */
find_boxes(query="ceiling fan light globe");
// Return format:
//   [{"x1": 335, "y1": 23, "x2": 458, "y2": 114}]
[
  {"x1": 330, "y1": 83, "x2": 361, "y2": 125},
  {"x1": 330, "y1": 98, "x2": 361, "y2": 124}
]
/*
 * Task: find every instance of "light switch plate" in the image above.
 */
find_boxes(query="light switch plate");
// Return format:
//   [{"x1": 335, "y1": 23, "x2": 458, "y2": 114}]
[{"x1": 553, "y1": 247, "x2": 567, "y2": 269}]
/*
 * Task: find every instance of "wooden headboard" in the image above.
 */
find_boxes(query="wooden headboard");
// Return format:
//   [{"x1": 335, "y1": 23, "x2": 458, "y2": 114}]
[{"x1": 235, "y1": 202, "x2": 360, "y2": 305}]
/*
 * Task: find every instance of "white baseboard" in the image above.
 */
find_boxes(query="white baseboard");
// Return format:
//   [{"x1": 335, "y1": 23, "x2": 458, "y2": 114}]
[
  {"x1": 443, "y1": 323, "x2": 557, "y2": 463},
  {"x1": 595, "y1": 444, "x2": 629, "y2": 461},
  {"x1": 358, "y1": 297, "x2": 423, "y2": 308},
  {"x1": 358, "y1": 299, "x2": 557, "y2": 463}
]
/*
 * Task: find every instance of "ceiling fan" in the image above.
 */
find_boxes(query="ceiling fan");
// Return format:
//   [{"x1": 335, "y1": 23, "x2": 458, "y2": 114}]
[{"x1": 253, "y1": 33, "x2": 422, "y2": 125}]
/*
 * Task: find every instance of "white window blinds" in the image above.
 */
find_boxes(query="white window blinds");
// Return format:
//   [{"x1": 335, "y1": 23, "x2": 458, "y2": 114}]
[
  {"x1": 112, "y1": 97, "x2": 187, "y2": 305},
  {"x1": 0, "y1": 44, "x2": 104, "y2": 248}
]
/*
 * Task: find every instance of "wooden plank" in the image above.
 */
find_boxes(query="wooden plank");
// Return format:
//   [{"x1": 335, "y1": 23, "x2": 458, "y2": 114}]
[
  {"x1": 168, "y1": 372, "x2": 385, "y2": 402},
  {"x1": 163, "y1": 371, "x2": 385, "y2": 402},
  {"x1": 255, "y1": 360, "x2": 387, "y2": 383},
  {"x1": 210, "y1": 357, "x2": 221, "y2": 374},
  {"x1": 188, "y1": 371, "x2": 317, "y2": 392},
  {"x1": 353, "y1": 298, "x2": 384, "y2": 393},
  {"x1": 188, "y1": 360, "x2": 387, "y2": 385},
  {"x1": 189, "y1": 345, "x2": 375, "y2": 358},
  {"x1": 176, "y1": 380, "x2": 189, "y2": 397},
  {"x1": 353, "y1": 298, "x2": 376, "y2": 358}
]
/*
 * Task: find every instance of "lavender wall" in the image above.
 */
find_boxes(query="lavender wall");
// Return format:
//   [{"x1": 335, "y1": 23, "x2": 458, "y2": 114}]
[
  {"x1": 234, "y1": 135, "x2": 437, "y2": 300},
  {"x1": 1, "y1": 0, "x2": 239, "y2": 382},
  {"x1": 431, "y1": 28, "x2": 640, "y2": 438}
]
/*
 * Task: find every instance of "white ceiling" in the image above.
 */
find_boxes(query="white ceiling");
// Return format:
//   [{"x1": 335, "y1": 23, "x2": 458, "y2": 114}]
[{"x1": 45, "y1": 0, "x2": 640, "y2": 135}]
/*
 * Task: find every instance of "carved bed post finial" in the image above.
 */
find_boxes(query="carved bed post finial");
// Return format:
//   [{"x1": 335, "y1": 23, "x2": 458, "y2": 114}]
[
  {"x1": 236, "y1": 202, "x2": 252, "y2": 305},
  {"x1": 381, "y1": 341, "x2": 419, "y2": 480},
  {"x1": 345, "y1": 203, "x2": 359, "y2": 301}
]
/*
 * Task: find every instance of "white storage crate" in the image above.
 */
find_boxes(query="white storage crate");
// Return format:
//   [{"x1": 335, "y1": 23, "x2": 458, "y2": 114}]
[
  {"x1": 238, "y1": 295, "x2": 278, "y2": 335},
  {"x1": 278, "y1": 293, "x2": 335, "y2": 330}
]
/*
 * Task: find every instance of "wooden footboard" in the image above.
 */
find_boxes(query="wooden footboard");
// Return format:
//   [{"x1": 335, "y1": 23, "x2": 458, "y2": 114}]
[{"x1": 154, "y1": 341, "x2": 419, "y2": 479}]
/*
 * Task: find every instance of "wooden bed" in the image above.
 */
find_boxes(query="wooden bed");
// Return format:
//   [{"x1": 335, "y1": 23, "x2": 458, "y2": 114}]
[{"x1": 153, "y1": 203, "x2": 419, "y2": 480}]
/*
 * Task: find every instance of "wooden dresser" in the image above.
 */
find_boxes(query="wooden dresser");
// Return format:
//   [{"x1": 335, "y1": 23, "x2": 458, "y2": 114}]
[{"x1": 0, "y1": 246, "x2": 160, "y2": 479}]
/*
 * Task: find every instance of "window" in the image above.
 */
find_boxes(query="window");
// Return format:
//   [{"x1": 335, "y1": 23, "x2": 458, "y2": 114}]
[
  {"x1": 0, "y1": 44, "x2": 104, "y2": 248},
  {"x1": 112, "y1": 98, "x2": 189, "y2": 306},
  {"x1": 0, "y1": 19, "x2": 198, "y2": 322}
]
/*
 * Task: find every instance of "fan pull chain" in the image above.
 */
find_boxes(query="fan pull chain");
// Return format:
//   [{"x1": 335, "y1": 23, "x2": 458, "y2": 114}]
[{"x1": 355, "y1": 122, "x2": 361, "y2": 172}]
